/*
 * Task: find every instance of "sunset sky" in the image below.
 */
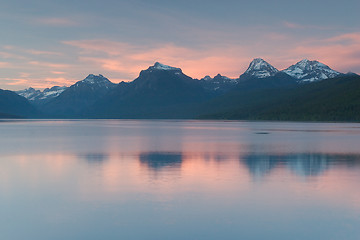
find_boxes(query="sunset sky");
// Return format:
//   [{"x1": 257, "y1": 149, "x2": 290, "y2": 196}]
[{"x1": 1, "y1": 0, "x2": 359, "y2": 90}]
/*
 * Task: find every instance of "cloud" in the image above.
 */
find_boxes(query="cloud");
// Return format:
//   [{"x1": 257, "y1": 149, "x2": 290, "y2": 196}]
[
  {"x1": 26, "y1": 50, "x2": 63, "y2": 56},
  {"x1": 63, "y1": 40, "x2": 135, "y2": 56},
  {"x1": 32, "y1": 17, "x2": 79, "y2": 27},
  {"x1": 3, "y1": 30, "x2": 360, "y2": 90},
  {"x1": 287, "y1": 32, "x2": 360, "y2": 73},
  {"x1": 64, "y1": 39, "x2": 253, "y2": 79},
  {"x1": 28, "y1": 61, "x2": 71, "y2": 69},
  {"x1": 0, "y1": 51, "x2": 28, "y2": 60},
  {"x1": 1, "y1": 76, "x2": 74, "y2": 89},
  {"x1": 63, "y1": 34, "x2": 360, "y2": 80},
  {"x1": 283, "y1": 21, "x2": 335, "y2": 30},
  {"x1": 0, "y1": 62, "x2": 11, "y2": 68},
  {"x1": 2, "y1": 78, "x2": 28, "y2": 86},
  {"x1": 51, "y1": 71, "x2": 66, "y2": 75},
  {"x1": 283, "y1": 21, "x2": 304, "y2": 29}
]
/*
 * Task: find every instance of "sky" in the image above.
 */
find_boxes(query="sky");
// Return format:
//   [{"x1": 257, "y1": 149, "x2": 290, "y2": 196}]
[{"x1": 0, "y1": 0, "x2": 359, "y2": 90}]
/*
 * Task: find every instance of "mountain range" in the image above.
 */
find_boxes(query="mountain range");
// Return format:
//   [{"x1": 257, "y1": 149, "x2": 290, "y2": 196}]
[{"x1": 1, "y1": 58, "x2": 358, "y2": 120}]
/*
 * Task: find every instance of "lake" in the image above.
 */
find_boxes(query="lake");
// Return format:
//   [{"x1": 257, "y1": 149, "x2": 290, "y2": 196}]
[{"x1": 0, "y1": 120, "x2": 360, "y2": 240}]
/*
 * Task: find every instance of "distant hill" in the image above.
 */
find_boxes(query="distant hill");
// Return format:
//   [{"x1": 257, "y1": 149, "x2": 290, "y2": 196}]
[
  {"x1": 0, "y1": 89, "x2": 38, "y2": 118},
  {"x1": 198, "y1": 74, "x2": 360, "y2": 121}
]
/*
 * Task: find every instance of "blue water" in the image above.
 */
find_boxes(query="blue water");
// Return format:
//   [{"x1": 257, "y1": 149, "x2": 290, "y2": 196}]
[{"x1": 0, "y1": 120, "x2": 359, "y2": 239}]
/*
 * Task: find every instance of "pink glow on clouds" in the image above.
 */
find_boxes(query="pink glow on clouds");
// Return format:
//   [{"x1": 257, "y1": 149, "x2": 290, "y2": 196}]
[
  {"x1": 51, "y1": 71, "x2": 66, "y2": 75},
  {"x1": 287, "y1": 32, "x2": 360, "y2": 73},
  {"x1": 63, "y1": 40, "x2": 135, "y2": 56},
  {"x1": 1, "y1": 77, "x2": 74, "y2": 88},
  {"x1": 33, "y1": 17, "x2": 78, "y2": 27},
  {"x1": 0, "y1": 62, "x2": 11, "y2": 68},
  {"x1": 64, "y1": 32, "x2": 360, "y2": 82},
  {"x1": 65, "y1": 40, "x2": 252, "y2": 79},
  {"x1": 2, "y1": 31, "x2": 360, "y2": 90},
  {"x1": 28, "y1": 61, "x2": 71, "y2": 69},
  {"x1": 26, "y1": 49, "x2": 63, "y2": 56}
]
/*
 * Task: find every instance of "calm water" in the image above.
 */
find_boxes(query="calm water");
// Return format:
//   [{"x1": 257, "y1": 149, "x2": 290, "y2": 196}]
[{"x1": 1, "y1": 120, "x2": 360, "y2": 240}]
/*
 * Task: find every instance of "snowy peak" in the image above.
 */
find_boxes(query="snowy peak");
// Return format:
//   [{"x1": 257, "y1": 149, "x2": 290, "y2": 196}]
[
  {"x1": 283, "y1": 59, "x2": 341, "y2": 82},
  {"x1": 16, "y1": 87, "x2": 42, "y2": 101},
  {"x1": 200, "y1": 74, "x2": 234, "y2": 82},
  {"x1": 16, "y1": 86, "x2": 67, "y2": 102},
  {"x1": 149, "y1": 62, "x2": 182, "y2": 72},
  {"x1": 75, "y1": 74, "x2": 115, "y2": 89},
  {"x1": 243, "y1": 58, "x2": 279, "y2": 78},
  {"x1": 81, "y1": 74, "x2": 110, "y2": 84},
  {"x1": 41, "y1": 86, "x2": 67, "y2": 99},
  {"x1": 214, "y1": 74, "x2": 230, "y2": 80},
  {"x1": 199, "y1": 73, "x2": 238, "y2": 93},
  {"x1": 201, "y1": 75, "x2": 212, "y2": 81}
]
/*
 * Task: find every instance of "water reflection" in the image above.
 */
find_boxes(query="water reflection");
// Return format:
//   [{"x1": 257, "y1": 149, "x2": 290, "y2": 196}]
[
  {"x1": 241, "y1": 152, "x2": 360, "y2": 179},
  {"x1": 139, "y1": 152, "x2": 183, "y2": 170},
  {"x1": 80, "y1": 153, "x2": 109, "y2": 164},
  {"x1": 2, "y1": 120, "x2": 360, "y2": 240}
]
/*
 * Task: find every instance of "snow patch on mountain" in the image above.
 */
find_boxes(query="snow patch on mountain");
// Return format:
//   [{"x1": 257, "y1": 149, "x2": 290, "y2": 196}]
[
  {"x1": 244, "y1": 58, "x2": 279, "y2": 78},
  {"x1": 282, "y1": 59, "x2": 340, "y2": 82},
  {"x1": 40, "y1": 86, "x2": 67, "y2": 99},
  {"x1": 150, "y1": 62, "x2": 182, "y2": 71},
  {"x1": 200, "y1": 74, "x2": 238, "y2": 92},
  {"x1": 76, "y1": 74, "x2": 115, "y2": 89},
  {"x1": 17, "y1": 86, "x2": 67, "y2": 101}
]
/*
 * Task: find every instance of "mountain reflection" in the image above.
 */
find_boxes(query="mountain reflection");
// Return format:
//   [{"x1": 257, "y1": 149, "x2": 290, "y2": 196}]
[
  {"x1": 241, "y1": 153, "x2": 360, "y2": 179},
  {"x1": 80, "y1": 153, "x2": 109, "y2": 164},
  {"x1": 139, "y1": 152, "x2": 183, "y2": 170}
]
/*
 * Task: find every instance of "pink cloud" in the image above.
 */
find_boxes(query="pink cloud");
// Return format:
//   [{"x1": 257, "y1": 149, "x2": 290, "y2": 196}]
[
  {"x1": 0, "y1": 51, "x2": 28, "y2": 60},
  {"x1": 64, "y1": 40, "x2": 253, "y2": 79},
  {"x1": 51, "y1": 71, "x2": 66, "y2": 75},
  {"x1": 287, "y1": 32, "x2": 360, "y2": 73},
  {"x1": 283, "y1": 21, "x2": 304, "y2": 29},
  {"x1": 4, "y1": 77, "x2": 74, "y2": 89},
  {"x1": 5, "y1": 30, "x2": 360, "y2": 90},
  {"x1": 0, "y1": 62, "x2": 11, "y2": 68},
  {"x1": 63, "y1": 40, "x2": 135, "y2": 56},
  {"x1": 2, "y1": 78, "x2": 28, "y2": 86},
  {"x1": 26, "y1": 49, "x2": 63, "y2": 56},
  {"x1": 42, "y1": 77, "x2": 74, "y2": 86},
  {"x1": 283, "y1": 21, "x2": 335, "y2": 31},
  {"x1": 33, "y1": 17, "x2": 78, "y2": 27},
  {"x1": 28, "y1": 61, "x2": 71, "y2": 69}
]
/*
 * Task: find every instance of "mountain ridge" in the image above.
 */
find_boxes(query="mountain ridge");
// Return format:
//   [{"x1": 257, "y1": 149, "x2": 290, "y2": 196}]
[{"x1": 8, "y1": 59, "x2": 359, "y2": 120}]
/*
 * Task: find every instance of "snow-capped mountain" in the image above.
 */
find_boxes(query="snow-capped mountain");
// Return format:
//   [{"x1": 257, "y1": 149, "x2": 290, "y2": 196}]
[
  {"x1": 201, "y1": 74, "x2": 236, "y2": 83},
  {"x1": 132, "y1": 62, "x2": 195, "y2": 90},
  {"x1": 41, "y1": 86, "x2": 67, "y2": 99},
  {"x1": 282, "y1": 59, "x2": 341, "y2": 82},
  {"x1": 16, "y1": 87, "x2": 42, "y2": 101},
  {"x1": 200, "y1": 74, "x2": 238, "y2": 93},
  {"x1": 149, "y1": 62, "x2": 182, "y2": 72},
  {"x1": 74, "y1": 74, "x2": 116, "y2": 89},
  {"x1": 17, "y1": 86, "x2": 67, "y2": 102},
  {"x1": 40, "y1": 74, "x2": 116, "y2": 117},
  {"x1": 91, "y1": 62, "x2": 210, "y2": 118},
  {"x1": 241, "y1": 58, "x2": 279, "y2": 79}
]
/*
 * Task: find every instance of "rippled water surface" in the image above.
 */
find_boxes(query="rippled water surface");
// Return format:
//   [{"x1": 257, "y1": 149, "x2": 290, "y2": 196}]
[{"x1": 1, "y1": 120, "x2": 360, "y2": 240}]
